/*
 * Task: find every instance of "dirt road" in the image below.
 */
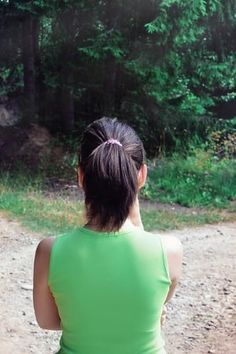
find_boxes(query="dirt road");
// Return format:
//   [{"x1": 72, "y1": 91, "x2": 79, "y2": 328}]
[{"x1": 0, "y1": 214, "x2": 235, "y2": 354}]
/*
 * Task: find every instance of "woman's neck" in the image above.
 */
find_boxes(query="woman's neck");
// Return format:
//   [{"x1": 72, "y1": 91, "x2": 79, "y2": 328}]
[
  {"x1": 84, "y1": 197, "x2": 144, "y2": 233},
  {"x1": 84, "y1": 217, "x2": 142, "y2": 233}
]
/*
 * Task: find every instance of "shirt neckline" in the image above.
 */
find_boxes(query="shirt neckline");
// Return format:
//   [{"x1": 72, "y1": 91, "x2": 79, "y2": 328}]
[{"x1": 79, "y1": 226, "x2": 137, "y2": 237}]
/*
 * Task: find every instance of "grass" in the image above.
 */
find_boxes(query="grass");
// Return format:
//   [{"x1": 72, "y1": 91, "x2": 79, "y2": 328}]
[
  {"x1": 141, "y1": 209, "x2": 228, "y2": 231},
  {"x1": 0, "y1": 170, "x2": 234, "y2": 235},
  {"x1": 0, "y1": 173, "x2": 84, "y2": 235},
  {"x1": 142, "y1": 149, "x2": 236, "y2": 208},
  {"x1": 0, "y1": 191, "x2": 85, "y2": 235}
]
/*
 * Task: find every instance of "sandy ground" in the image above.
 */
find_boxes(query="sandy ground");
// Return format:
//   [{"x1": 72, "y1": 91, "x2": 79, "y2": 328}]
[{"x1": 0, "y1": 214, "x2": 235, "y2": 354}]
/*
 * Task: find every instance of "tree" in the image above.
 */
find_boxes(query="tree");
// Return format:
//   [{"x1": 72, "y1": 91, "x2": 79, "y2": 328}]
[{"x1": 1, "y1": 0, "x2": 235, "y2": 155}]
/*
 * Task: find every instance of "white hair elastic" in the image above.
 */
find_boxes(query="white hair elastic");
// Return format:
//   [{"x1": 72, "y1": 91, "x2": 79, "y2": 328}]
[{"x1": 104, "y1": 139, "x2": 122, "y2": 147}]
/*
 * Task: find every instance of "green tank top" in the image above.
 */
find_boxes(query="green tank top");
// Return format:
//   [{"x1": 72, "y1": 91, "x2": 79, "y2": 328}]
[{"x1": 48, "y1": 227, "x2": 171, "y2": 354}]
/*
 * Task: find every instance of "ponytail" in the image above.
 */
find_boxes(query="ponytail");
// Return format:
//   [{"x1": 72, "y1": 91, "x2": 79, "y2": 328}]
[{"x1": 79, "y1": 117, "x2": 145, "y2": 232}]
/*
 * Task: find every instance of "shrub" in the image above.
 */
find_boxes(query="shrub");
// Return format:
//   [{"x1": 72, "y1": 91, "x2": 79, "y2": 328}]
[{"x1": 142, "y1": 147, "x2": 236, "y2": 208}]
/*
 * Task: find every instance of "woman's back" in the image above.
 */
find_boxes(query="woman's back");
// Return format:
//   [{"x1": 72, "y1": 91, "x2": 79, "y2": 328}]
[
  {"x1": 33, "y1": 118, "x2": 182, "y2": 354},
  {"x1": 49, "y1": 227, "x2": 171, "y2": 354}
]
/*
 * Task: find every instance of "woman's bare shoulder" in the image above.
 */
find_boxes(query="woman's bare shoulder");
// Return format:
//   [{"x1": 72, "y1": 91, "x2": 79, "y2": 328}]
[
  {"x1": 160, "y1": 234, "x2": 183, "y2": 282},
  {"x1": 160, "y1": 234, "x2": 183, "y2": 254},
  {"x1": 35, "y1": 237, "x2": 55, "y2": 263}
]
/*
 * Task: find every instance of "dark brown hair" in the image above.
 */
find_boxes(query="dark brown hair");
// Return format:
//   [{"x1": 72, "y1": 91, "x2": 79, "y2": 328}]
[{"x1": 79, "y1": 117, "x2": 145, "y2": 232}]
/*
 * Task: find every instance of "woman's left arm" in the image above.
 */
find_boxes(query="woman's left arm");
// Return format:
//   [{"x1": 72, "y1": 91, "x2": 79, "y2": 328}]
[{"x1": 33, "y1": 237, "x2": 61, "y2": 330}]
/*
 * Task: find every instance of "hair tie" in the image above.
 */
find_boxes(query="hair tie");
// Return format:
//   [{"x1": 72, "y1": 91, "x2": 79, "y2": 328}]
[{"x1": 104, "y1": 139, "x2": 122, "y2": 147}]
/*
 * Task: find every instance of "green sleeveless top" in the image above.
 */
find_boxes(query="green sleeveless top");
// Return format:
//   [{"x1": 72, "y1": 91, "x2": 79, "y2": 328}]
[{"x1": 48, "y1": 227, "x2": 171, "y2": 354}]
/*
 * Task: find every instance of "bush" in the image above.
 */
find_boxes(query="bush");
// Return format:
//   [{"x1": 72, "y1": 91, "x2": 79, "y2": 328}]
[{"x1": 142, "y1": 148, "x2": 236, "y2": 208}]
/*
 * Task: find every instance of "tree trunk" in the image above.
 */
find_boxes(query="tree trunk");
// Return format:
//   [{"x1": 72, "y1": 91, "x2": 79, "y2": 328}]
[
  {"x1": 60, "y1": 73, "x2": 75, "y2": 133},
  {"x1": 59, "y1": 49, "x2": 75, "y2": 132},
  {"x1": 58, "y1": 9, "x2": 76, "y2": 133},
  {"x1": 22, "y1": 15, "x2": 36, "y2": 124}
]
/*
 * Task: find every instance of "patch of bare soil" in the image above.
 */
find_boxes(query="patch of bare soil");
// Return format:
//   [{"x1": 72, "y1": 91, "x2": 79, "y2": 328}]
[
  {"x1": 163, "y1": 223, "x2": 236, "y2": 354},
  {"x1": 0, "y1": 214, "x2": 235, "y2": 354}
]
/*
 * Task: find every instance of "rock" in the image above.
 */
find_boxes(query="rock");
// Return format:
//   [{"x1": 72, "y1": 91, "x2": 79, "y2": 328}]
[
  {"x1": 0, "y1": 101, "x2": 21, "y2": 127},
  {"x1": 0, "y1": 124, "x2": 52, "y2": 169},
  {"x1": 26, "y1": 124, "x2": 51, "y2": 147},
  {"x1": 20, "y1": 284, "x2": 33, "y2": 291},
  {"x1": 223, "y1": 287, "x2": 230, "y2": 295},
  {"x1": 28, "y1": 320, "x2": 37, "y2": 326}
]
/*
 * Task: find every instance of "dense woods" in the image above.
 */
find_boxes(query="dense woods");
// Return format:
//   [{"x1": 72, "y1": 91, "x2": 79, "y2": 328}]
[{"x1": 0, "y1": 0, "x2": 236, "y2": 155}]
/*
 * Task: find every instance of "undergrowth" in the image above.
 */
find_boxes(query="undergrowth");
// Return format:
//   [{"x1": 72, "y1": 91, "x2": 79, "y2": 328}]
[
  {"x1": 142, "y1": 149, "x2": 236, "y2": 208},
  {"x1": 0, "y1": 173, "x2": 84, "y2": 235},
  {"x1": 0, "y1": 167, "x2": 234, "y2": 235}
]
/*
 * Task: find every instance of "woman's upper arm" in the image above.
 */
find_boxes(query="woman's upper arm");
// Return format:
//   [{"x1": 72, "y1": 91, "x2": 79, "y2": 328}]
[
  {"x1": 161, "y1": 235, "x2": 183, "y2": 303},
  {"x1": 33, "y1": 237, "x2": 61, "y2": 330}
]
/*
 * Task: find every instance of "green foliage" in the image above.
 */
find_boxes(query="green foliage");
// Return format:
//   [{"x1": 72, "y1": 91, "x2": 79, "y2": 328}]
[
  {"x1": 0, "y1": 171, "x2": 232, "y2": 233},
  {"x1": 79, "y1": 30, "x2": 126, "y2": 60},
  {"x1": 142, "y1": 147, "x2": 236, "y2": 207},
  {"x1": 0, "y1": 172, "x2": 84, "y2": 234},
  {"x1": 207, "y1": 117, "x2": 236, "y2": 158},
  {"x1": 1, "y1": 0, "x2": 236, "y2": 155},
  {"x1": 141, "y1": 208, "x2": 226, "y2": 231},
  {"x1": 0, "y1": 64, "x2": 23, "y2": 95}
]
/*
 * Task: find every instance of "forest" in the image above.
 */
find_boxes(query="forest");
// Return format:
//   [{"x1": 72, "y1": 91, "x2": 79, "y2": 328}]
[
  {"x1": 0, "y1": 0, "x2": 236, "y2": 230},
  {"x1": 1, "y1": 0, "x2": 236, "y2": 153}
]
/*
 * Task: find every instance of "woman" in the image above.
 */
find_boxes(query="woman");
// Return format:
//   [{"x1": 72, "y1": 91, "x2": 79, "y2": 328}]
[{"x1": 33, "y1": 117, "x2": 183, "y2": 354}]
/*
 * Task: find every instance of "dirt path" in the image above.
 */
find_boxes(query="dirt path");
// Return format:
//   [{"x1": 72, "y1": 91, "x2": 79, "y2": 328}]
[{"x1": 0, "y1": 214, "x2": 235, "y2": 354}]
